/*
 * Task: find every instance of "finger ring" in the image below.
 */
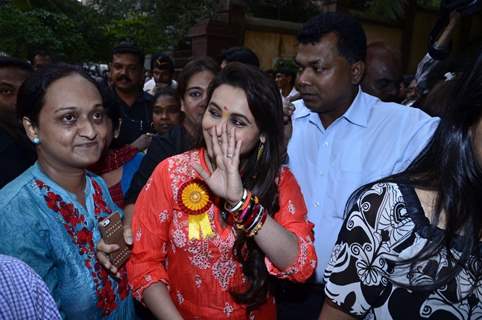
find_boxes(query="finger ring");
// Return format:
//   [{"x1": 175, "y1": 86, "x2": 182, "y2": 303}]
[{"x1": 226, "y1": 154, "x2": 233, "y2": 158}]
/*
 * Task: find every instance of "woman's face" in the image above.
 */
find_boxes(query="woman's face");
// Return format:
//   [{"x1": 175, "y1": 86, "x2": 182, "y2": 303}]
[
  {"x1": 181, "y1": 70, "x2": 214, "y2": 131},
  {"x1": 152, "y1": 95, "x2": 181, "y2": 134},
  {"x1": 27, "y1": 74, "x2": 108, "y2": 170},
  {"x1": 202, "y1": 84, "x2": 263, "y2": 158}
]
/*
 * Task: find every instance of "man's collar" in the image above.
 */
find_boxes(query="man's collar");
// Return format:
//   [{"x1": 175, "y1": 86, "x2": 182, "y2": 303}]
[
  {"x1": 292, "y1": 87, "x2": 370, "y2": 128},
  {"x1": 341, "y1": 87, "x2": 370, "y2": 128},
  {"x1": 292, "y1": 99, "x2": 311, "y2": 119}
]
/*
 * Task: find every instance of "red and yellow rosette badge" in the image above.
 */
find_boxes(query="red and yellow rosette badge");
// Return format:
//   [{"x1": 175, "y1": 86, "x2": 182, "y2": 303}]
[{"x1": 178, "y1": 179, "x2": 214, "y2": 240}]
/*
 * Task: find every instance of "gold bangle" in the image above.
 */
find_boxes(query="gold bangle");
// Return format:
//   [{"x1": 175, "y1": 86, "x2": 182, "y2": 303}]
[{"x1": 247, "y1": 210, "x2": 268, "y2": 237}]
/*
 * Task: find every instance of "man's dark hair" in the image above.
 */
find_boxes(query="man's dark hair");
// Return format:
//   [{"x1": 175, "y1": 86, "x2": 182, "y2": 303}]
[
  {"x1": 150, "y1": 52, "x2": 174, "y2": 73},
  {"x1": 153, "y1": 86, "x2": 177, "y2": 102},
  {"x1": 0, "y1": 56, "x2": 33, "y2": 73},
  {"x1": 29, "y1": 50, "x2": 51, "y2": 62},
  {"x1": 112, "y1": 41, "x2": 145, "y2": 66},
  {"x1": 276, "y1": 66, "x2": 297, "y2": 86},
  {"x1": 220, "y1": 47, "x2": 260, "y2": 68},
  {"x1": 298, "y1": 12, "x2": 367, "y2": 63}
]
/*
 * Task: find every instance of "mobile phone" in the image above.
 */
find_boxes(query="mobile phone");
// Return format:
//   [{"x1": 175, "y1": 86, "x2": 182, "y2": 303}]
[{"x1": 99, "y1": 212, "x2": 131, "y2": 268}]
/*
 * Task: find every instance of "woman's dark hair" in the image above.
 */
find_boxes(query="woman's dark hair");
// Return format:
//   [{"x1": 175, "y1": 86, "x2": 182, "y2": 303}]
[
  {"x1": 153, "y1": 86, "x2": 178, "y2": 103},
  {"x1": 421, "y1": 76, "x2": 458, "y2": 118},
  {"x1": 96, "y1": 85, "x2": 121, "y2": 132},
  {"x1": 150, "y1": 86, "x2": 183, "y2": 127},
  {"x1": 102, "y1": 86, "x2": 124, "y2": 150},
  {"x1": 348, "y1": 49, "x2": 482, "y2": 293},
  {"x1": 204, "y1": 62, "x2": 284, "y2": 309},
  {"x1": 176, "y1": 57, "x2": 219, "y2": 101},
  {"x1": 220, "y1": 46, "x2": 260, "y2": 68},
  {"x1": 17, "y1": 63, "x2": 102, "y2": 126},
  {"x1": 298, "y1": 12, "x2": 367, "y2": 63}
]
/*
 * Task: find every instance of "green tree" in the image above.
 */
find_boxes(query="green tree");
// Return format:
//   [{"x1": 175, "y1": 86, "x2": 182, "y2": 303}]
[
  {"x1": 104, "y1": 13, "x2": 160, "y2": 53},
  {"x1": 92, "y1": 0, "x2": 218, "y2": 53},
  {"x1": 2, "y1": 0, "x2": 224, "y2": 62},
  {"x1": 1, "y1": 1, "x2": 110, "y2": 62}
]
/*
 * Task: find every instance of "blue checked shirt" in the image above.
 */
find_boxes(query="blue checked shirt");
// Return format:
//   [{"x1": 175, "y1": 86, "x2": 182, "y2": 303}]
[
  {"x1": 287, "y1": 89, "x2": 439, "y2": 281},
  {"x1": 0, "y1": 255, "x2": 61, "y2": 320}
]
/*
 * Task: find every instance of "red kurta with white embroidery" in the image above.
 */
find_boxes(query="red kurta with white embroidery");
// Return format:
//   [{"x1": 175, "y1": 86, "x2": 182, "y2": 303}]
[{"x1": 127, "y1": 149, "x2": 316, "y2": 319}]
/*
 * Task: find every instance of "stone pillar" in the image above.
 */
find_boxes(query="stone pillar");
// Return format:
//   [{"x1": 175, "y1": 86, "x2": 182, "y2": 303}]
[
  {"x1": 188, "y1": 0, "x2": 247, "y2": 59},
  {"x1": 189, "y1": 20, "x2": 238, "y2": 58}
]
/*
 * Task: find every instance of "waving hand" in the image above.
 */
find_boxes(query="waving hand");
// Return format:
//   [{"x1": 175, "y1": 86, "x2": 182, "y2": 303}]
[{"x1": 194, "y1": 123, "x2": 244, "y2": 205}]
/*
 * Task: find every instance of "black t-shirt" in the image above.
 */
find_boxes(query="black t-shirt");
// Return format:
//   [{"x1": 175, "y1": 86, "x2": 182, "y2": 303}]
[
  {"x1": 124, "y1": 125, "x2": 193, "y2": 204},
  {"x1": 112, "y1": 89, "x2": 154, "y2": 146},
  {"x1": 0, "y1": 128, "x2": 36, "y2": 188}
]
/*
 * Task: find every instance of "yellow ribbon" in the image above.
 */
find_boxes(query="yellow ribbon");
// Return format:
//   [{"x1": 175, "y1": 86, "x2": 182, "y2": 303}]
[{"x1": 188, "y1": 212, "x2": 214, "y2": 240}]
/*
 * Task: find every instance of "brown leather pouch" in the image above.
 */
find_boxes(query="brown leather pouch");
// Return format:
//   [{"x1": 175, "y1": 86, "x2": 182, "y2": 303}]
[{"x1": 99, "y1": 212, "x2": 131, "y2": 268}]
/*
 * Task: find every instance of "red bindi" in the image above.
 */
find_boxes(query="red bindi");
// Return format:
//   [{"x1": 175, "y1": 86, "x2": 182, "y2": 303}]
[{"x1": 223, "y1": 105, "x2": 228, "y2": 111}]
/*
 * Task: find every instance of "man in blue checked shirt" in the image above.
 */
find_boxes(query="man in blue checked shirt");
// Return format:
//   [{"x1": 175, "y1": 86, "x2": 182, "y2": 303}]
[
  {"x1": 277, "y1": 12, "x2": 439, "y2": 320},
  {"x1": 0, "y1": 255, "x2": 61, "y2": 319}
]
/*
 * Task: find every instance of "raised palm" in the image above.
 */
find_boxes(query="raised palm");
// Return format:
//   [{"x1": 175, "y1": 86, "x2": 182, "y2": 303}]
[{"x1": 194, "y1": 125, "x2": 244, "y2": 205}]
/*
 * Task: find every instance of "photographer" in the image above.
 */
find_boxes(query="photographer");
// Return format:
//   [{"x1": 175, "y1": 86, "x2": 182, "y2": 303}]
[{"x1": 403, "y1": 0, "x2": 481, "y2": 106}]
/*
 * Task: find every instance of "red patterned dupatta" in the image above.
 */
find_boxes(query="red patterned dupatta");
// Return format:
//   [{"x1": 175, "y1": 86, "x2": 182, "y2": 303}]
[
  {"x1": 88, "y1": 145, "x2": 139, "y2": 208},
  {"x1": 89, "y1": 145, "x2": 139, "y2": 174}
]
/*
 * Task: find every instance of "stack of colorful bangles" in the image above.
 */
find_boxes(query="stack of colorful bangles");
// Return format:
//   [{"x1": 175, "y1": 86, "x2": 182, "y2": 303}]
[{"x1": 224, "y1": 189, "x2": 268, "y2": 237}]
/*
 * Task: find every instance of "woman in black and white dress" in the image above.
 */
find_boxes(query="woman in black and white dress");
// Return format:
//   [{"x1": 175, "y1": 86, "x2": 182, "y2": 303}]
[{"x1": 320, "y1": 51, "x2": 482, "y2": 320}]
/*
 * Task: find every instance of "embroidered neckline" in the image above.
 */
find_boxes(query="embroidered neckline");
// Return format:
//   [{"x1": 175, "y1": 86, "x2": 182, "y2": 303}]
[{"x1": 35, "y1": 178, "x2": 129, "y2": 316}]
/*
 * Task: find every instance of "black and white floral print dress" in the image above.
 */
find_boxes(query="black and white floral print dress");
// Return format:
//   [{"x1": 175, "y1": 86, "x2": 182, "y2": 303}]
[{"x1": 324, "y1": 182, "x2": 482, "y2": 320}]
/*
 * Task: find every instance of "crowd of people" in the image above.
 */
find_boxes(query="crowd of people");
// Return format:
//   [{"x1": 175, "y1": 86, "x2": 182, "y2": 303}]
[{"x1": 0, "y1": 10, "x2": 480, "y2": 320}]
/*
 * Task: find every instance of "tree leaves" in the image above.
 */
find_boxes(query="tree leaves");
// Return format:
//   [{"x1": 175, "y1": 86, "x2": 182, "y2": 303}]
[
  {"x1": 94, "y1": 0, "x2": 218, "y2": 53},
  {"x1": 1, "y1": 0, "x2": 218, "y2": 62},
  {"x1": 0, "y1": 2, "x2": 109, "y2": 61}
]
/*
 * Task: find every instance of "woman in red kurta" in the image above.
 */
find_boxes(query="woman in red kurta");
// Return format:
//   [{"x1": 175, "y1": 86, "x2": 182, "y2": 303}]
[{"x1": 127, "y1": 63, "x2": 316, "y2": 319}]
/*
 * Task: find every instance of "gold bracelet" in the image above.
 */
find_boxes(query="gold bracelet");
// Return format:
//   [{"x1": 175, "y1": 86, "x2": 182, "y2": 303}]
[{"x1": 247, "y1": 209, "x2": 268, "y2": 237}]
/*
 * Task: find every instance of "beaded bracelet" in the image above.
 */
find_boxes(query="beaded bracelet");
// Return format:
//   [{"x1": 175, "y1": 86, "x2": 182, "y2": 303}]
[
  {"x1": 244, "y1": 205, "x2": 264, "y2": 232},
  {"x1": 247, "y1": 208, "x2": 268, "y2": 237}
]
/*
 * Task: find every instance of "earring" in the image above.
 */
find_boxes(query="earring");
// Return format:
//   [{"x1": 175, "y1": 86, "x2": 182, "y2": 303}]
[
  {"x1": 256, "y1": 142, "x2": 264, "y2": 162},
  {"x1": 252, "y1": 142, "x2": 265, "y2": 180},
  {"x1": 32, "y1": 137, "x2": 40, "y2": 145}
]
